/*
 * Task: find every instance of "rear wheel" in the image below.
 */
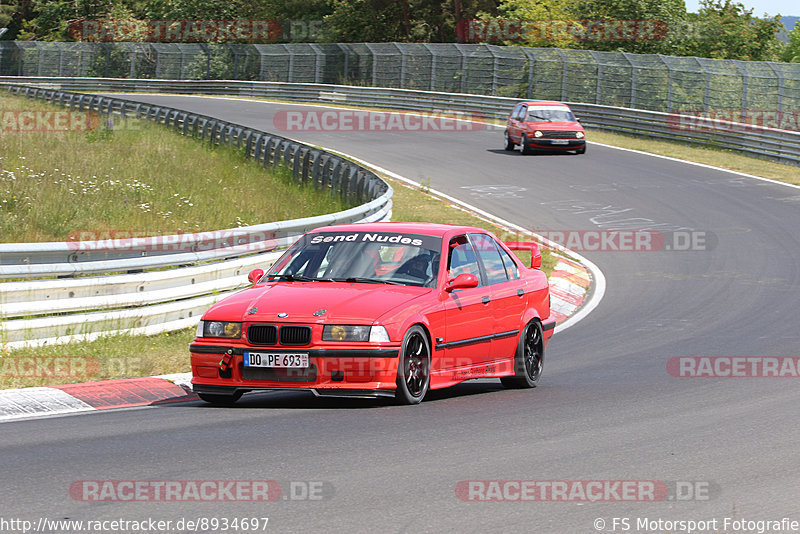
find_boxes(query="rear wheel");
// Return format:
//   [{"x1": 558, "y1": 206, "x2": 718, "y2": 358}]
[
  {"x1": 395, "y1": 325, "x2": 431, "y2": 404},
  {"x1": 504, "y1": 130, "x2": 515, "y2": 151},
  {"x1": 197, "y1": 391, "x2": 243, "y2": 405},
  {"x1": 501, "y1": 321, "x2": 544, "y2": 388}
]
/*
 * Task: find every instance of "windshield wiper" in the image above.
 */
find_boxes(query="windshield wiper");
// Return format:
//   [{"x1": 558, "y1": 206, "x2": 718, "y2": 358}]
[
  {"x1": 268, "y1": 273, "x2": 334, "y2": 282},
  {"x1": 336, "y1": 277, "x2": 404, "y2": 285},
  {"x1": 528, "y1": 114, "x2": 552, "y2": 121}
]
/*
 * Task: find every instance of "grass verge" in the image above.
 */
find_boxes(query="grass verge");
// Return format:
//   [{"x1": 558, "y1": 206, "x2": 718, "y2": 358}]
[{"x1": 0, "y1": 92, "x2": 348, "y2": 242}]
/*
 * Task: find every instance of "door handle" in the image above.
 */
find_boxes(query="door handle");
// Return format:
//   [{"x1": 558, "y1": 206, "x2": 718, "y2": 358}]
[{"x1": 482, "y1": 296, "x2": 491, "y2": 304}]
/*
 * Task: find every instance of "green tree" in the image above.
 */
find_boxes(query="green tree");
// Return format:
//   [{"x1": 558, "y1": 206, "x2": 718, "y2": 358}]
[
  {"x1": 566, "y1": 0, "x2": 687, "y2": 54},
  {"x1": 780, "y1": 22, "x2": 800, "y2": 62},
  {"x1": 482, "y1": 0, "x2": 580, "y2": 48},
  {"x1": 322, "y1": 0, "x2": 497, "y2": 42},
  {"x1": 677, "y1": 0, "x2": 783, "y2": 61}
]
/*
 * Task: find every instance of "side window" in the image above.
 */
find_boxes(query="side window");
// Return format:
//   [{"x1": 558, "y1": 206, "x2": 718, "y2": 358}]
[
  {"x1": 510, "y1": 104, "x2": 522, "y2": 120},
  {"x1": 516, "y1": 105, "x2": 528, "y2": 121},
  {"x1": 447, "y1": 235, "x2": 482, "y2": 286},
  {"x1": 497, "y1": 245, "x2": 520, "y2": 280},
  {"x1": 470, "y1": 234, "x2": 509, "y2": 285}
]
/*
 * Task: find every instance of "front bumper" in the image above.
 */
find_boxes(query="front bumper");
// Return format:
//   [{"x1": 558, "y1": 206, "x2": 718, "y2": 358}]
[
  {"x1": 190, "y1": 343, "x2": 401, "y2": 398},
  {"x1": 526, "y1": 138, "x2": 585, "y2": 149}
]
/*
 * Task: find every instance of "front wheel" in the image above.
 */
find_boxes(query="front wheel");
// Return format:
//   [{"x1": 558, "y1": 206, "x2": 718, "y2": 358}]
[
  {"x1": 575, "y1": 144, "x2": 586, "y2": 154},
  {"x1": 395, "y1": 325, "x2": 431, "y2": 404},
  {"x1": 520, "y1": 134, "x2": 534, "y2": 155},
  {"x1": 501, "y1": 320, "x2": 544, "y2": 388}
]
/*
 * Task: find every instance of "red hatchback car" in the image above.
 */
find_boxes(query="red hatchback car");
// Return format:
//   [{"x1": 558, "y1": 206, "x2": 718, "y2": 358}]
[
  {"x1": 191, "y1": 223, "x2": 555, "y2": 405},
  {"x1": 504, "y1": 101, "x2": 586, "y2": 154}
]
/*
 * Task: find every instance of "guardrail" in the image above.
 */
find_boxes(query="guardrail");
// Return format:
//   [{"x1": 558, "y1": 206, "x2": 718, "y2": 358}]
[
  {"x1": 1, "y1": 83, "x2": 393, "y2": 348},
  {"x1": 3, "y1": 77, "x2": 798, "y2": 166},
  {"x1": 2, "y1": 76, "x2": 797, "y2": 347}
]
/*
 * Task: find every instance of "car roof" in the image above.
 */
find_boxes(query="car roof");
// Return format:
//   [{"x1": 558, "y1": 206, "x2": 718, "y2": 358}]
[
  {"x1": 517, "y1": 100, "x2": 571, "y2": 107},
  {"x1": 310, "y1": 222, "x2": 489, "y2": 238}
]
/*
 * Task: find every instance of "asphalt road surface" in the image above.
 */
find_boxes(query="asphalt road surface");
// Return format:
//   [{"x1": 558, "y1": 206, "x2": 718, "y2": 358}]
[{"x1": 3, "y1": 94, "x2": 799, "y2": 534}]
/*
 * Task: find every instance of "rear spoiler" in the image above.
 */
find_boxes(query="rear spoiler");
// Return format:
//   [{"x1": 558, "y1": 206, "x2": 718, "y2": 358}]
[{"x1": 504, "y1": 241, "x2": 542, "y2": 269}]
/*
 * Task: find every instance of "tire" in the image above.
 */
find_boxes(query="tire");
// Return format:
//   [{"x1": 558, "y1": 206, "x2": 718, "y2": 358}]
[
  {"x1": 395, "y1": 325, "x2": 431, "y2": 404},
  {"x1": 504, "y1": 130, "x2": 516, "y2": 151},
  {"x1": 575, "y1": 144, "x2": 586, "y2": 155},
  {"x1": 521, "y1": 134, "x2": 534, "y2": 155},
  {"x1": 197, "y1": 391, "x2": 243, "y2": 405},
  {"x1": 501, "y1": 321, "x2": 544, "y2": 389}
]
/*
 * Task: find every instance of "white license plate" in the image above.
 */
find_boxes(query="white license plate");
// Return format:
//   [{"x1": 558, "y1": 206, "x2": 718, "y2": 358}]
[
  {"x1": 243, "y1": 352, "x2": 309, "y2": 368},
  {"x1": 551, "y1": 139, "x2": 569, "y2": 145}
]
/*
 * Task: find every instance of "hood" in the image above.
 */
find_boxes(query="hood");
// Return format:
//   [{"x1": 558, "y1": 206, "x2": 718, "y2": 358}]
[
  {"x1": 524, "y1": 120, "x2": 583, "y2": 131},
  {"x1": 203, "y1": 281, "x2": 432, "y2": 324}
]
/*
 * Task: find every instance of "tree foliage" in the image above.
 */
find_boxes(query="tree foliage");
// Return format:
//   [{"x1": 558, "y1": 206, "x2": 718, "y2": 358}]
[
  {"x1": 781, "y1": 22, "x2": 800, "y2": 62},
  {"x1": 674, "y1": 0, "x2": 784, "y2": 61},
  {"x1": 0, "y1": 0, "x2": 791, "y2": 62}
]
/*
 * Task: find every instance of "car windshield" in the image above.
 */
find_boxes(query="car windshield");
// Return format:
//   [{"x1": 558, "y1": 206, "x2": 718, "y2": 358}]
[
  {"x1": 267, "y1": 231, "x2": 442, "y2": 288},
  {"x1": 527, "y1": 108, "x2": 575, "y2": 122}
]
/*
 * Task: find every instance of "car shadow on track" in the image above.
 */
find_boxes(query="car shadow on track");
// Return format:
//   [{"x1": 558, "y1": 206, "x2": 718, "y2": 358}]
[
  {"x1": 486, "y1": 148, "x2": 579, "y2": 156},
  {"x1": 169, "y1": 379, "x2": 511, "y2": 410}
]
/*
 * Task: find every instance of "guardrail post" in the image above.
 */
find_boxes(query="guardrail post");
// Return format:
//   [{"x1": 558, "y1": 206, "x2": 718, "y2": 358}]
[
  {"x1": 329, "y1": 159, "x2": 342, "y2": 195},
  {"x1": 767, "y1": 62, "x2": 784, "y2": 114},
  {"x1": 621, "y1": 52, "x2": 636, "y2": 108},
  {"x1": 658, "y1": 55, "x2": 673, "y2": 113},
  {"x1": 311, "y1": 152, "x2": 324, "y2": 187},
  {"x1": 522, "y1": 48, "x2": 536, "y2": 100},
  {"x1": 589, "y1": 50, "x2": 603, "y2": 105},
  {"x1": 555, "y1": 49, "x2": 568, "y2": 102},
  {"x1": 397, "y1": 43, "x2": 407, "y2": 89},
  {"x1": 289, "y1": 143, "x2": 302, "y2": 178},
  {"x1": 732, "y1": 60, "x2": 749, "y2": 122}
]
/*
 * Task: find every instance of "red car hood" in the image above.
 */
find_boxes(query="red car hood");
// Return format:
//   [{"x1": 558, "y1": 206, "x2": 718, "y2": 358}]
[
  {"x1": 525, "y1": 121, "x2": 583, "y2": 131},
  {"x1": 204, "y1": 282, "x2": 432, "y2": 324}
]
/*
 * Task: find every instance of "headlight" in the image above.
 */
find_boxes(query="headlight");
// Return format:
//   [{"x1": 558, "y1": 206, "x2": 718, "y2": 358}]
[
  {"x1": 197, "y1": 320, "x2": 242, "y2": 339},
  {"x1": 323, "y1": 325, "x2": 390, "y2": 342},
  {"x1": 533, "y1": 130, "x2": 543, "y2": 138},
  {"x1": 576, "y1": 131, "x2": 585, "y2": 139}
]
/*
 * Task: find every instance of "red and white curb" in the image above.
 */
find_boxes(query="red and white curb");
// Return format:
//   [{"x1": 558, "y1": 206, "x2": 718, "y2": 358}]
[
  {"x1": 0, "y1": 373, "x2": 195, "y2": 422},
  {"x1": 548, "y1": 257, "x2": 590, "y2": 324}
]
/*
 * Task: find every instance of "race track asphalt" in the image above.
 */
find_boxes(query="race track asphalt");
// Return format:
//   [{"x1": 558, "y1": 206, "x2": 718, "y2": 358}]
[{"x1": 2, "y1": 94, "x2": 799, "y2": 533}]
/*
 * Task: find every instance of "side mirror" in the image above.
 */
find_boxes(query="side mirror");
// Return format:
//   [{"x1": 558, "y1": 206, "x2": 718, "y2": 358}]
[
  {"x1": 248, "y1": 268, "x2": 264, "y2": 284},
  {"x1": 445, "y1": 273, "x2": 479, "y2": 292},
  {"x1": 576, "y1": 117, "x2": 582, "y2": 123}
]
